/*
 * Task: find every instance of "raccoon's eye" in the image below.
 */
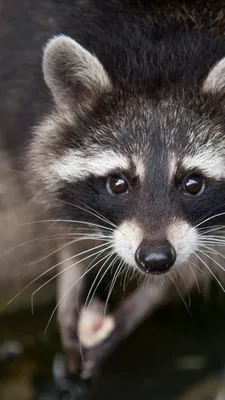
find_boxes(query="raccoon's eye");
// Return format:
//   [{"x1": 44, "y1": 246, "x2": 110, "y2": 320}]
[
  {"x1": 182, "y1": 174, "x2": 205, "y2": 196},
  {"x1": 107, "y1": 175, "x2": 129, "y2": 195}
]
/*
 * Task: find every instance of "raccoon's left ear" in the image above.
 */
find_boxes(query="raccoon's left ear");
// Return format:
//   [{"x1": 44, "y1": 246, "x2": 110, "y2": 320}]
[
  {"x1": 202, "y1": 57, "x2": 225, "y2": 96},
  {"x1": 43, "y1": 35, "x2": 112, "y2": 112}
]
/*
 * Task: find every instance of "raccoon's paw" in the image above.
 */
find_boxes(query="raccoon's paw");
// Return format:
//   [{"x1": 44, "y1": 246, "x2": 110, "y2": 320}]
[{"x1": 77, "y1": 298, "x2": 115, "y2": 349}]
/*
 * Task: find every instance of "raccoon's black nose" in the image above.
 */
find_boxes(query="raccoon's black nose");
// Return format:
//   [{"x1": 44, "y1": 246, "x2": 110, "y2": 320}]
[{"x1": 135, "y1": 240, "x2": 176, "y2": 274}]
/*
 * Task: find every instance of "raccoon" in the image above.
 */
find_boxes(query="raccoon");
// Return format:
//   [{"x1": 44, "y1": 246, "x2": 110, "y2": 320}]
[{"x1": 2, "y1": 0, "x2": 225, "y2": 376}]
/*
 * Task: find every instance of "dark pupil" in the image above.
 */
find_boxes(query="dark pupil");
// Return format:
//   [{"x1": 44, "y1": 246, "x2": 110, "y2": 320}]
[
  {"x1": 184, "y1": 176, "x2": 202, "y2": 194},
  {"x1": 110, "y1": 176, "x2": 127, "y2": 193}
]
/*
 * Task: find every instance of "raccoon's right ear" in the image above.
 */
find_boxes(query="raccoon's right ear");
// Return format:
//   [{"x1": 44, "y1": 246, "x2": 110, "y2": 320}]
[{"x1": 43, "y1": 35, "x2": 112, "y2": 112}]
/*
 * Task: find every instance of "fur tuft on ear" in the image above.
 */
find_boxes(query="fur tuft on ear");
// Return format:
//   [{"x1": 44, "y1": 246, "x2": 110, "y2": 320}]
[
  {"x1": 203, "y1": 57, "x2": 225, "y2": 96},
  {"x1": 43, "y1": 35, "x2": 112, "y2": 112}
]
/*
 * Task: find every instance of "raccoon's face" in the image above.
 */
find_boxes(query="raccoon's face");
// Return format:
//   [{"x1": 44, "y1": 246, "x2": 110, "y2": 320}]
[{"x1": 28, "y1": 35, "x2": 225, "y2": 277}]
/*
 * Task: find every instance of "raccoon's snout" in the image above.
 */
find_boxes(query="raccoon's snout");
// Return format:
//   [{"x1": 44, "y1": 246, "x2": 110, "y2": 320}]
[{"x1": 135, "y1": 239, "x2": 176, "y2": 274}]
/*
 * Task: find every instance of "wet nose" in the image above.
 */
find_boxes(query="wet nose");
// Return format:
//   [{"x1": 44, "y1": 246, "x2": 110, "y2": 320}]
[{"x1": 135, "y1": 240, "x2": 176, "y2": 274}]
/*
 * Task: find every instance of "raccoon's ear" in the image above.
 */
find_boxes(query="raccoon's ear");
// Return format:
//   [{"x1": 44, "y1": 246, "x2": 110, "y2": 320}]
[
  {"x1": 43, "y1": 35, "x2": 112, "y2": 112},
  {"x1": 202, "y1": 57, "x2": 225, "y2": 96}
]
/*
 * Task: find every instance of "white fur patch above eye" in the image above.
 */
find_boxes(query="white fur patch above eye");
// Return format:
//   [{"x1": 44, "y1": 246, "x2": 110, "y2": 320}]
[
  {"x1": 168, "y1": 153, "x2": 177, "y2": 182},
  {"x1": 167, "y1": 220, "x2": 198, "y2": 267},
  {"x1": 182, "y1": 151, "x2": 225, "y2": 179},
  {"x1": 51, "y1": 149, "x2": 129, "y2": 182},
  {"x1": 113, "y1": 220, "x2": 143, "y2": 268},
  {"x1": 132, "y1": 155, "x2": 146, "y2": 181},
  {"x1": 203, "y1": 57, "x2": 225, "y2": 95}
]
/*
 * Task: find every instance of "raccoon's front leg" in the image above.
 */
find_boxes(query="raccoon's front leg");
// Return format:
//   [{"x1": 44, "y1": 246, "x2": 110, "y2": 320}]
[
  {"x1": 79, "y1": 281, "x2": 172, "y2": 378},
  {"x1": 57, "y1": 246, "x2": 87, "y2": 374},
  {"x1": 80, "y1": 263, "x2": 199, "y2": 378}
]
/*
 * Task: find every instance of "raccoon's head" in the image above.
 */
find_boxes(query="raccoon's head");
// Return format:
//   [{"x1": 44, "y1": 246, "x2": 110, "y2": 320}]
[{"x1": 28, "y1": 35, "x2": 225, "y2": 278}]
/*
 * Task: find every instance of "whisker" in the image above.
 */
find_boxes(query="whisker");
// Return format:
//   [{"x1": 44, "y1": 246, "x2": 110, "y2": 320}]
[
  {"x1": 194, "y1": 251, "x2": 225, "y2": 293},
  {"x1": 199, "y1": 242, "x2": 225, "y2": 247},
  {"x1": 26, "y1": 239, "x2": 80, "y2": 267},
  {"x1": 187, "y1": 263, "x2": 201, "y2": 294},
  {"x1": 104, "y1": 257, "x2": 123, "y2": 317},
  {"x1": 188, "y1": 259, "x2": 205, "y2": 277},
  {"x1": 44, "y1": 248, "x2": 113, "y2": 333},
  {"x1": 198, "y1": 244, "x2": 225, "y2": 249},
  {"x1": 25, "y1": 234, "x2": 112, "y2": 267},
  {"x1": 169, "y1": 271, "x2": 192, "y2": 316},
  {"x1": 136, "y1": 269, "x2": 145, "y2": 287},
  {"x1": 195, "y1": 212, "x2": 225, "y2": 229},
  {"x1": 193, "y1": 199, "x2": 225, "y2": 229},
  {"x1": 122, "y1": 264, "x2": 130, "y2": 292},
  {"x1": 199, "y1": 240, "x2": 225, "y2": 245},
  {"x1": 7, "y1": 240, "x2": 112, "y2": 306},
  {"x1": 176, "y1": 269, "x2": 191, "y2": 307},
  {"x1": 0, "y1": 233, "x2": 86, "y2": 260},
  {"x1": 19, "y1": 219, "x2": 114, "y2": 232},
  {"x1": 199, "y1": 225, "x2": 225, "y2": 234},
  {"x1": 58, "y1": 199, "x2": 117, "y2": 230},
  {"x1": 199, "y1": 235, "x2": 225, "y2": 242},
  {"x1": 75, "y1": 250, "x2": 112, "y2": 315},
  {"x1": 198, "y1": 249, "x2": 225, "y2": 274},
  {"x1": 105, "y1": 256, "x2": 121, "y2": 294},
  {"x1": 198, "y1": 244, "x2": 225, "y2": 261},
  {"x1": 194, "y1": 204, "x2": 225, "y2": 228},
  {"x1": 84, "y1": 251, "x2": 116, "y2": 309},
  {"x1": 143, "y1": 274, "x2": 152, "y2": 292},
  {"x1": 31, "y1": 244, "x2": 113, "y2": 313}
]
